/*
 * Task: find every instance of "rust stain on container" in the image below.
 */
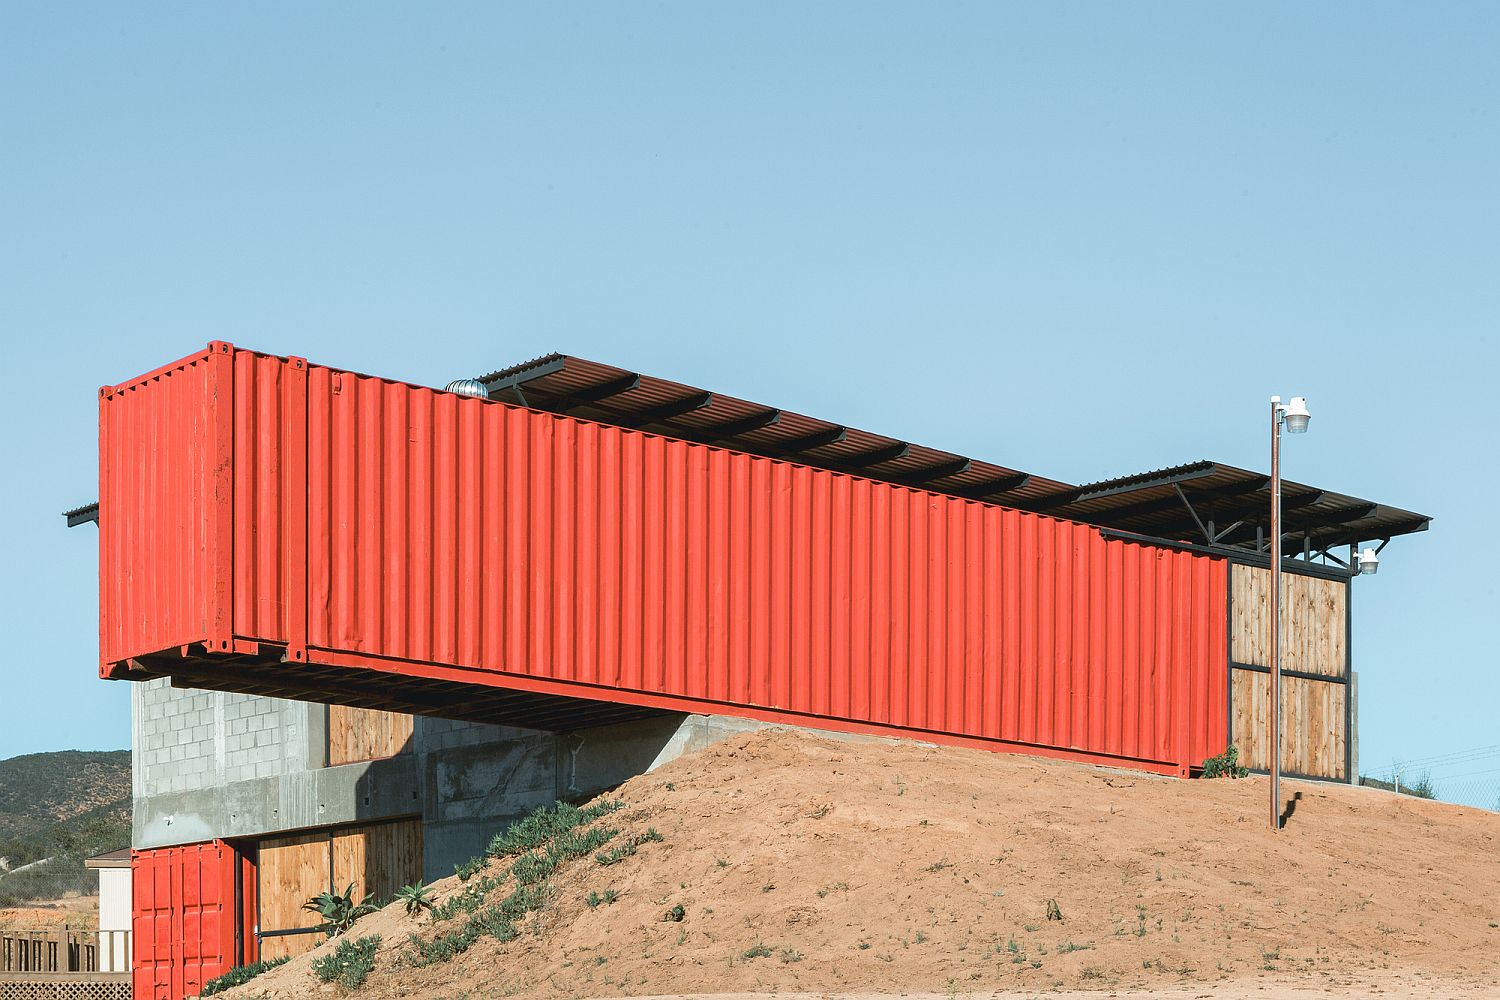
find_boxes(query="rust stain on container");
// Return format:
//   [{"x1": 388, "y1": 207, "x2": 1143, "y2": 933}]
[{"x1": 100, "y1": 345, "x2": 1229, "y2": 776}]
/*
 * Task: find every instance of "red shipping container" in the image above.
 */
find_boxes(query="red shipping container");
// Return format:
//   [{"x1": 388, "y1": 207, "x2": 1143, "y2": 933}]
[
  {"x1": 100, "y1": 344, "x2": 1228, "y2": 776},
  {"x1": 132, "y1": 841, "x2": 239, "y2": 999}
]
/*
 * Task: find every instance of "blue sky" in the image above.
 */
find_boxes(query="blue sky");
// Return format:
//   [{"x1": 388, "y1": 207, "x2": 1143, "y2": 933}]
[{"x1": 2, "y1": 4, "x2": 1495, "y2": 796}]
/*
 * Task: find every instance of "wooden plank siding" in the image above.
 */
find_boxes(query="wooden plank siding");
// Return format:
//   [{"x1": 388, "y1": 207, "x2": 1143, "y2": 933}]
[
  {"x1": 256, "y1": 820, "x2": 422, "y2": 961},
  {"x1": 1231, "y1": 668, "x2": 1347, "y2": 780},
  {"x1": 256, "y1": 832, "x2": 330, "y2": 961},
  {"x1": 328, "y1": 706, "x2": 414, "y2": 765},
  {"x1": 1230, "y1": 564, "x2": 1346, "y2": 678},
  {"x1": 330, "y1": 821, "x2": 424, "y2": 908}
]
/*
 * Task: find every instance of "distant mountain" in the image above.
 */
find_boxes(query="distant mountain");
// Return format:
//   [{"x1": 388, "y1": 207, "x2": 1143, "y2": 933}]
[
  {"x1": 0, "y1": 750, "x2": 130, "y2": 906},
  {"x1": 0, "y1": 750, "x2": 130, "y2": 838}
]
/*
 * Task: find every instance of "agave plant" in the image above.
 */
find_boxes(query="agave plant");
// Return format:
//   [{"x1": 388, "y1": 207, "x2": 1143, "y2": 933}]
[
  {"x1": 302, "y1": 882, "x2": 373, "y2": 938},
  {"x1": 395, "y1": 882, "x2": 436, "y2": 917}
]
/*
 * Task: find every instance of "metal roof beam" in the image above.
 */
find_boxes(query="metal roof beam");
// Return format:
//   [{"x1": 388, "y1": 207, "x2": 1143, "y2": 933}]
[
  {"x1": 892, "y1": 457, "x2": 972, "y2": 487},
  {"x1": 620, "y1": 391, "x2": 715, "y2": 426},
  {"x1": 1174, "y1": 484, "x2": 1214, "y2": 545},
  {"x1": 64, "y1": 502, "x2": 100, "y2": 528},
  {"x1": 1064, "y1": 476, "x2": 1273, "y2": 524},
  {"x1": 840, "y1": 442, "x2": 909, "y2": 468},
  {"x1": 480, "y1": 356, "x2": 567, "y2": 399},
  {"x1": 1027, "y1": 465, "x2": 1219, "y2": 511},
  {"x1": 1217, "y1": 502, "x2": 1378, "y2": 548},
  {"x1": 552, "y1": 373, "x2": 642, "y2": 411},
  {"x1": 696, "y1": 408, "x2": 781, "y2": 441},
  {"x1": 1306, "y1": 515, "x2": 1431, "y2": 552},
  {"x1": 764, "y1": 425, "x2": 848, "y2": 456},
  {"x1": 1149, "y1": 489, "x2": 1325, "y2": 539},
  {"x1": 955, "y1": 473, "x2": 1031, "y2": 499}
]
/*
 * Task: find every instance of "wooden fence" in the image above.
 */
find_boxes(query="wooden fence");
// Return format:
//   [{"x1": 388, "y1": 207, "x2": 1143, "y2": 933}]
[{"x1": 0, "y1": 929, "x2": 130, "y2": 976}]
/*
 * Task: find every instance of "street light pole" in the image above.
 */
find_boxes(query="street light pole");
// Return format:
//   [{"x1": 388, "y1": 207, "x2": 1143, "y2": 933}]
[
  {"x1": 1269, "y1": 397, "x2": 1282, "y2": 833},
  {"x1": 1268, "y1": 395, "x2": 1309, "y2": 833}
]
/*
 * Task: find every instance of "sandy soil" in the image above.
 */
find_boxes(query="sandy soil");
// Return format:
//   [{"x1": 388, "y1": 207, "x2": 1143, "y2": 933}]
[
  {"x1": 0, "y1": 893, "x2": 98, "y2": 930},
  {"x1": 217, "y1": 728, "x2": 1500, "y2": 1000}
]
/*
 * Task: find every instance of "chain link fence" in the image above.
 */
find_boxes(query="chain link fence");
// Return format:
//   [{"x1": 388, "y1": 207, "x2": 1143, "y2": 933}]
[
  {"x1": 1360, "y1": 744, "x2": 1500, "y2": 812},
  {"x1": 0, "y1": 869, "x2": 99, "y2": 911}
]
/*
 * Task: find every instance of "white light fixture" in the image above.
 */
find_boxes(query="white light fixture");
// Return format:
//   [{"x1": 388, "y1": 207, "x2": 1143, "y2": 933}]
[
  {"x1": 1283, "y1": 396, "x2": 1311, "y2": 434},
  {"x1": 1358, "y1": 547, "x2": 1380, "y2": 576}
]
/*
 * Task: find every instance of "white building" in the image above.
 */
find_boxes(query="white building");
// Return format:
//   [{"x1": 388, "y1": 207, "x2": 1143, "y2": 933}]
[{"x1": 85, "y1": 849, "x2": 132, "y2": 973}]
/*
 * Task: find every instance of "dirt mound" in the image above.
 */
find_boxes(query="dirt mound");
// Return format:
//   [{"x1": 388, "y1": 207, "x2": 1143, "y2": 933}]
[{"x1": 219, "y1": 728, "x2": 1500, "y2": 999}]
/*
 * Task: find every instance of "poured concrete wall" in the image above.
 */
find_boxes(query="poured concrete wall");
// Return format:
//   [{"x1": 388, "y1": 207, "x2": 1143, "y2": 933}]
[{"x1": 131, "y1": 680, "x2": 767, "y2": 880}]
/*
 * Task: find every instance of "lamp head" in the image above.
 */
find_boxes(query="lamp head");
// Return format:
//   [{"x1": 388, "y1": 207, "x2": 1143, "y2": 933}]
[
  {"x1": 1283, "y1": 396, "x2": 1310, "y2": 434},
  {"x1": 1358, "y1": 547, "x2": 1380, "y2": 576}
]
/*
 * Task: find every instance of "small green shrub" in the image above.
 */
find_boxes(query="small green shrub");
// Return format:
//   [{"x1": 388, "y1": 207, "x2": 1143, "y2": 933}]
[
  {"x1": 454, "y1": 857, "x2": 487, "y2": 882},
  {"x1": 471, "y1": 903, "x2": 521, "y2": 941},
  {"x1": 1406, "y1": 771, "x2": 1438, "y2": 799},
  {"x1": 586, "y1": 888, "x2": 621, "y2": 908},
  {"x1": 311, "y1": 934, "x2": 380, "y2": 989},
  {"x1": 486, "y1": 799, "x2": 625, "y2": 858},
  {"x1": 662, "y1": 903, "x2": 685, "y2": 922},
  {"x1": 741, "y1": 942, "x2": 773, "y2": 959},
  {"x1": 1201, "y1": 745, "x2": 1249, "y2": 779},
  {"x1": 595, "y1": 841, "x2": 637, "y2": 867},
  {"x1": 408, "y1": 799, "x2": 636, "y2": 969},
  {"x1": 395, "y1": 883, "x2": 435, "y2": 918},
  {"x1": 432, "y1": 874, "x2": 501, "y2": 922},
  {"x1": 200, "y1": 956, "x2": 290, "y2": 995}
]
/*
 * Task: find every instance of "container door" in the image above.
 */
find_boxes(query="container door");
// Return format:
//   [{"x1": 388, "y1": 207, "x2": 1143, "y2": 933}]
[{"x1": 132, "y1": 841, "x2": 236, "y2": 1000}]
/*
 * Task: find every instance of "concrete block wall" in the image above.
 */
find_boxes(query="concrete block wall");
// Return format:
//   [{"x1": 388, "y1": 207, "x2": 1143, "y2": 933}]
[
  {"x1": 132, "y1": 680, "x2": 317, "y2": 798},
  {"x1": 131, "y1": 681, "x2": 784, "y2": 881}
]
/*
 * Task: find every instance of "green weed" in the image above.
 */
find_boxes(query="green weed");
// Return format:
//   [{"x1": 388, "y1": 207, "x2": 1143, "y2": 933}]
[
  {"x1": 312, "y1": 934, "x2": 380, "y2": 990},
  {"x1": 201, "y1": 957, "x2": 290, "y2": 995}
]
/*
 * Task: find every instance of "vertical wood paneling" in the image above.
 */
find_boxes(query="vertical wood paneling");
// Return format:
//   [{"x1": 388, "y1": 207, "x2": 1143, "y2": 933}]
[
  {"x1": 328, "y1": 706, "x2": 414, "y2": 765},
  {"x1": 330, "y1": 820, "x2": 423, "y2": 910},
  {"x1": 254, "y1": 820, "x2": 422, "y2": 963},
  {"x1": 1231, "y1": 564, "x2": 1347, "y2": 677},
  {"x1": 255, "y1": 833, "x2": 328, "y2": 962},
  {"x1": 1231, "y1": 667, "x2": 1347, "y2": 779}
]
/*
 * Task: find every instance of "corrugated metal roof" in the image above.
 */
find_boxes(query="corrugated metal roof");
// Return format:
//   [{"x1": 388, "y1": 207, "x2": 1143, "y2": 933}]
[
  {"x1": 479, "y1": 354, "x2": 1065, "y2": 506},
  {"x1": 1021, "y1": 460, "x2": 1430, "y2": 556},
  {"x1": 476, "y1": 355, "x2": 1431, "y2": 560}
]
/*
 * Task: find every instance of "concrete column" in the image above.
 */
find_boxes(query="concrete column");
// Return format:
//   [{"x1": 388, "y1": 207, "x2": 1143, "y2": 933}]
[
  {"x1": 1349, "y1": 670, "x2": 1360, "y2": 784},
  {"x1": 306, "y1": 702, "x2": 329, "y2": 770}
]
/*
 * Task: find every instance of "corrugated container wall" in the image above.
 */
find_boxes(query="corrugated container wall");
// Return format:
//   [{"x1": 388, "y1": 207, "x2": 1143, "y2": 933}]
[
  {"x1": 100, "y1": 345, "x2": 1229, "y2": 775},
  {"x1": 132, "y1": 841, "x2": 236, "y2": 1000}
]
